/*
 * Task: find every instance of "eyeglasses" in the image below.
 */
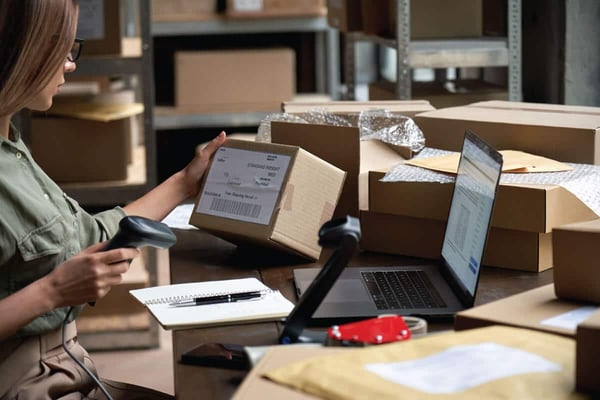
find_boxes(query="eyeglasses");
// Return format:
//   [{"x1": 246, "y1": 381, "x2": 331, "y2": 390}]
[{"x1": 67, "y1": 38, "x2": 84, "y2": 62}]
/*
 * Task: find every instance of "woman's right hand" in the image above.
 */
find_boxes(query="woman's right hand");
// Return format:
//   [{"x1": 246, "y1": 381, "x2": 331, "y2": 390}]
[{"x1": 44, "y1": 242, "x2": 140, "y2": 308}]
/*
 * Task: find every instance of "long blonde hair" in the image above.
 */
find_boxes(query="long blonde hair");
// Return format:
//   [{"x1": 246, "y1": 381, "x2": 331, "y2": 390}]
[{"x1": 0, "y1": 0, "x2": 79, "y2": 117}]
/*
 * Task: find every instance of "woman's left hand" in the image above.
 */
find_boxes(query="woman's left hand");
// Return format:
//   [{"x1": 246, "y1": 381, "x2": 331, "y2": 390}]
[{"x1": 181, "y1": 131, "x2": 227, "y2": 198}]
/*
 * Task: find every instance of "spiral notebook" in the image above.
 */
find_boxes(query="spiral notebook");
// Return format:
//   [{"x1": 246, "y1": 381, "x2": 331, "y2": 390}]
[{"x1": 129, "y1": 277, "x2": 295, "y2": 330}]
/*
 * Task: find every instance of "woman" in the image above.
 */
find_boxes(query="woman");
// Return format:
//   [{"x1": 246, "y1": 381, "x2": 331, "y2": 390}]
[{"x1": 0, "y1": 1, "x2": 226, "y2": 398}]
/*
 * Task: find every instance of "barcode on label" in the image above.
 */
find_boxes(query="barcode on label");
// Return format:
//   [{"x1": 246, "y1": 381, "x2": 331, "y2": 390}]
[{"x1": 210, "y1": 198, "x2": 261, "y2": 219}]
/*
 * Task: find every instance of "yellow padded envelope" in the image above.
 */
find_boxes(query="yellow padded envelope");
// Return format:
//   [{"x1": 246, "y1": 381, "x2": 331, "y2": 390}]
[
  {"x1": 264, "y1": 326, "x2": 589, "y2": 400},
  {"x1": 406, "y1": 150, "x2": 573, "y2": 174}
]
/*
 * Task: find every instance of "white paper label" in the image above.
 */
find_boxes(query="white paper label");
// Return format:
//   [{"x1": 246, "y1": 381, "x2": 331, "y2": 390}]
[
  {"x1": 365, "y1": 342, "x2": 561, "y2": 394},
  {"x1": 196, "y1": 147, "x2": 291, "y2": 225},
  {"x1": 540, "y1": 306, "x2": 598, "y2": 331},
  {"x1": 76, "y1": 0, "x2": 105, "y2": 40},
  {"x1": 233, "y1": 0, "x2": 264, "y2": 12}
]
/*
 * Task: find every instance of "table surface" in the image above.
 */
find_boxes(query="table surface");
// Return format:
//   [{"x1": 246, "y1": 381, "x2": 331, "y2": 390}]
[{"x1": 169, "y1": 229, "x2": 554, "y2": 400}]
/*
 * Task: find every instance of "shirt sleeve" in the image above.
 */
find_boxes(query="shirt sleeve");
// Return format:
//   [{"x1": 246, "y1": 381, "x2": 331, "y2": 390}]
[{"x1": 77, "y1": 204, "x2": 127, "y2": 247}]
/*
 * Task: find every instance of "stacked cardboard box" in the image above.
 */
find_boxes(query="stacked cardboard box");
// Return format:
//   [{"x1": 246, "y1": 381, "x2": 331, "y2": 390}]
[{"x1": 226, "y1": 0, "x2": 325, "y2": 18}]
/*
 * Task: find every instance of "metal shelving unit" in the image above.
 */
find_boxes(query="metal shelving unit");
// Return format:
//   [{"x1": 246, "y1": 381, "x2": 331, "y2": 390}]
[
  {"x1": 63, "y1": 0, "x2": 156, "y2": 207},
  {"x1": 343, "y1": 0, "x2": 522, "y2": 101},
  {"x1": 151, "y1": 16, "x2": 340, "y2": 130}
]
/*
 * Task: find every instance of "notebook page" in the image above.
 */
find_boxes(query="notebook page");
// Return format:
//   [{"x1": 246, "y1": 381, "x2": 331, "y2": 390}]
[{"x1": 130, "y1": 277, "x2": 294, "y2": 330}]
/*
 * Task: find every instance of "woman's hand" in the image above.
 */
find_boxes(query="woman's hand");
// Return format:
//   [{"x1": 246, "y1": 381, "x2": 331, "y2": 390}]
[
  {"x1": 180, "y1": 131, "x2": 227, "y2": 198},
  {"x1": 43, "y1": 242, "x2": 140, "y2": 308}
]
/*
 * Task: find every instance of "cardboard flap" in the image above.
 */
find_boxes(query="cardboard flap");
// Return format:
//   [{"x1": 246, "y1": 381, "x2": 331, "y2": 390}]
[
  {"x1": 281, "y1": 100, "x2": 434, "y2": 116},
  {"x1": 45, "y1": 102, "x2": 144, "y2": 122}
]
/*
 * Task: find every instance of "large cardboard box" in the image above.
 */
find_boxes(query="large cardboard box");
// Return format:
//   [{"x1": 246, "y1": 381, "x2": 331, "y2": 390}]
[
  {"x1": 369, "y1": 80, "x2": 508, "y2": 109},
  {"x1": 152, "y1": 0, "x2": 219, "y2": 21},
  {"x1": 368, "y1": 170, "x2": 598, "y2": 233},
  {"x1": 361, "y1": 0, "x2": 482, "y2": 39},
  {"x1": 415, "y1": 101, "x2": 600, "y2": 164},
  {"x1": 77, "y1": 0, "x2": 140, "y2": 56},
  {"x1": 175, "y1": 48, "x2": 295, "y2": 113},
  {"x1": 326, "y1": 0, "x2": 363, "y2": 32},
  {"x1": 360, "y1": 210, "x2": 553, "y2": 271},
  {"x1": 274, "y1": 100, "x2": 435, "y2": 218},
  {"x1": 576, "y1": 310, "x2": 600, "y2": 394},
  {"x1": 189, "y1": 139, "x2": 346, "y2": 260},
  {"x1": 455, "y1": 284, "x2": 599, "y2": 337},
  {"x1": 553, "y1": 219, "x2": 600, "y2": 303},
  {"x1": 226, "y1": 0, "x2": 325, "y2": 18},
  {"x1": 31, "y1": 103, "x2": 144, "y2": 182},
  {"x1": 364, "y1": 169, "x2": 597, "y2": 271}
]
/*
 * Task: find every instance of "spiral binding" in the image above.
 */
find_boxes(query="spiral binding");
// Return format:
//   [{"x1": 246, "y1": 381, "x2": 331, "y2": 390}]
[{"x1": 144, "y1": 288, "x2": 278, "y2": 305}]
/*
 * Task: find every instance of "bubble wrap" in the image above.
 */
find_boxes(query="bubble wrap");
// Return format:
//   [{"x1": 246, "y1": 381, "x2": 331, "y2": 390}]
[
  {"x1": 255, "y1": 108, "x2": 426, "y2": 154},
  {"x1": 382, "y1": 147, "x2": 600, "y2": 217},
  {"x1": 358, "y1": 109, "x2": 426, "y2": 152}
]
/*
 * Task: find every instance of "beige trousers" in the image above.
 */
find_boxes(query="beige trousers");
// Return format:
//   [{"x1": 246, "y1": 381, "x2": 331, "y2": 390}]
[{"x1": 0, "y1": 323, "x2": 173, "y2": 400}]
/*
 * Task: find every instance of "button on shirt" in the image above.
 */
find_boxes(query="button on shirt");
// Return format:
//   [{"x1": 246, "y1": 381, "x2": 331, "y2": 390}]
[{"x1": 0, "y1": 123, "x2": 126, "y2": 337}]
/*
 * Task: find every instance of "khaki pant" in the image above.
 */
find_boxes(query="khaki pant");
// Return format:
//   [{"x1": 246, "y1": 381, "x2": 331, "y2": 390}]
[{"x1": 0, "y1": 323, "x2": 173, "y2": 400}]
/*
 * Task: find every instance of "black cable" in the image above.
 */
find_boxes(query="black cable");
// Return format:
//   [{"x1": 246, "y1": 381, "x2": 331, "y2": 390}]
[{"x1": 62, "y1": 306, "x2": 114, "y2": 400}]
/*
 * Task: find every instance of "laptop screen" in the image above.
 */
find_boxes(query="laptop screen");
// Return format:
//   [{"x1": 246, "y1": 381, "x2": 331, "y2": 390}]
[{"x1": 441, "y1": 131, "x2": 503, "y2": 298}]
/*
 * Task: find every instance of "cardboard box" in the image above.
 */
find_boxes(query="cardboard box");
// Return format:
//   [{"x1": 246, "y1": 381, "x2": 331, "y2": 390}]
[
  {"x1": 368, "y1": 170, "x2": 598, "y2": 233},
  {"x1": 361, "y1": 0, "x2": 482, "y2": 39},
  {"x1": 326, "y1": 0, "x2": 362, "y2": 32},
  {"x1": 152, "y1": 0, "x2": 219, "y2": 21},
  {"x1": 576, "y1": 310, "x2": 600, "y2": 394},
  {"x1": 369, "y1": 80, "x2": 508, "y2": 109},
  {"x1": 189, "y1": 139, "x2": 346, "y2": 260},
  {"x1": 455, "y1": 284, "x2": 599, "y2": 337},
  {"x1": 175, "y1": 48, "x2": 295, "y2": 113},
  {"x1": 273, "y1": 100, "x2": 435, "y2": 218},
  {"x1": 554, "y1": 219, "x2": 600, "y2": 303},
  {"x1": 77, "y1": 0, "x2": 140, "y2": 56},
  {"x1": 360, "y1": 210, "x2": 553, "y2": 272},
  {"x1": 415, "y1": 101, "x2": 600, "y2": 164},
  {"x1": 226, "y1": 0, "x2": 325, "y2": 18},
  {"x1": 31, "y1": 102, "x2": 143, "y2": 182}
]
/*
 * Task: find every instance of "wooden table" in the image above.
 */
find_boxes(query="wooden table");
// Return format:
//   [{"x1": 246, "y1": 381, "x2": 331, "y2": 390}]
[{"x1": 169, "y1": 229, "x2": 554, "y2": 400}]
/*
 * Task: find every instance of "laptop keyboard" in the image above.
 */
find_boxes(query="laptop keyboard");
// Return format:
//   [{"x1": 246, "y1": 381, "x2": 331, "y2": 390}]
[{"x1": 361, "y1": 270, "x2": 447, "y2": 310}]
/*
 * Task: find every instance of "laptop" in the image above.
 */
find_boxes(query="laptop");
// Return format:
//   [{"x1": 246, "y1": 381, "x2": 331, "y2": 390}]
[{"x1": 293, "y1": 130, "x2": 504, "y2": 324}]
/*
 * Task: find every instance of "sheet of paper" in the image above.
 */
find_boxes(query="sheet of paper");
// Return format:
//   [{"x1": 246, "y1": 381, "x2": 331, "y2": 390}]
[
  {"x1": 405, "y1": 150, "x2": 572, "y2": 174},
  {"x1": 364, "y1": 342, "x2": 560, "y2": 394},
  {"x1": 539, "y1": 306, "x2": 598, "y2": 331},
  {"x1": 196, "y1": 147, "x2": 291, "y2": 225},
  {"x1": 162, "y1": 203, "x2": 198, "y2": 230}
]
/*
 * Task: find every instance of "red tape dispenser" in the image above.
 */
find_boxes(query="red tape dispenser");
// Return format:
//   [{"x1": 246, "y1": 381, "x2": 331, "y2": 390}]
[{"x1": 326, "y1": 315, "x2": 425, "y2": 347}]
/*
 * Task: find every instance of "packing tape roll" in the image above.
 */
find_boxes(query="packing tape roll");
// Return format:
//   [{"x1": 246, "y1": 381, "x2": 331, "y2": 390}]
[{"x1": 403, "y1": 316, "x2": 428, "y2": 336}]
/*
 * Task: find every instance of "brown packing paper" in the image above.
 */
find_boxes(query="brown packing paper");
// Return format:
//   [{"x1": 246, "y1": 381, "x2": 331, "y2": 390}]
[
  {"x1": 264, "y1": 326, "x2": 587, "y2": 400},
  {"x1": 405, "y1": 150, "x2": 573, "y2": 174}
]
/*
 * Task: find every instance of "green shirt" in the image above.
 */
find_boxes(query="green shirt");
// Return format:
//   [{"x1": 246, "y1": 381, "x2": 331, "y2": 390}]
[{"x1": 0, "y1": 123, "x2": 126, "y2": 337}]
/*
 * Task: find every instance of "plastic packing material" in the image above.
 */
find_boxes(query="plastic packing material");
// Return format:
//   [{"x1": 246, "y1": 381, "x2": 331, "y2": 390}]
[
  {"x1": 255, "y1": 108, "x2": 426, "y2": 153},
  {"x1": 382, "y1": 147, "x2": 600, "y2": 217}
]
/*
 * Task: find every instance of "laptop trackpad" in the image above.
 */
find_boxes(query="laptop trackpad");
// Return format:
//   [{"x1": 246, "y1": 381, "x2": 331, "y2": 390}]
[{"x1": 313, "y1": 279, "x2": 368, "y2": 302}]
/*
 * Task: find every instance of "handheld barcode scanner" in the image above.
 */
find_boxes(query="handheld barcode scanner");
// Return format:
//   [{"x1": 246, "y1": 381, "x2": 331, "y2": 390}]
[
  {"x1": 64, "y1": 216, "x2": 177, "y2": 400},
  {"x1": 104, "y1": 215, "x2": 177, "y2": 251}
]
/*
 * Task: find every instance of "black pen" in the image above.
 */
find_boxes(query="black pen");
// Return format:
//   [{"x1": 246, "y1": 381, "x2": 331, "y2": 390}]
[{"x1": 170, "y1": 291, "x2": 264, "y2": 307}]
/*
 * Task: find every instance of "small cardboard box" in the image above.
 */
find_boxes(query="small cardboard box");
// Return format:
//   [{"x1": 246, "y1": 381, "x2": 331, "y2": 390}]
[
  {"x1": 554, "y1": 219, "x2": 600, "y2": 303},
  {"x1": 175, "y1": 48, "x2": 295, "y2": 113},
  {"x1": 455, "y1": 284, "x2": 599, "y2": 337},
  {"x1": 31, "y1": 103, "x2": 144, "y2": 182},
  {"x1": 576, "y1": 310, "x2": 600, "y2": 394},
  {"x1": 226, "y1": 0, "x2": 325, "y2": 18},
  {"x1": 361, "y1": 0, "x2": 482, "y2": 39},
  {"x1": 415, "y1": 101, "x2": 600, "y2": 164},
  {"x1": 273, "y1": 100, "x2": 435, "y2": 218},
  {"x1": 326, "y1": 0, "x2": 363, "y2": 32},
  {"x1": 360, "y1": 210, "x2": 553, "y2": 272},
  {"x1": 152, "y1": 0, "x2": 219, "y2": 21},
  {"x1": 189, "y1": 139, "x2": 346, "y2": 260}
]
